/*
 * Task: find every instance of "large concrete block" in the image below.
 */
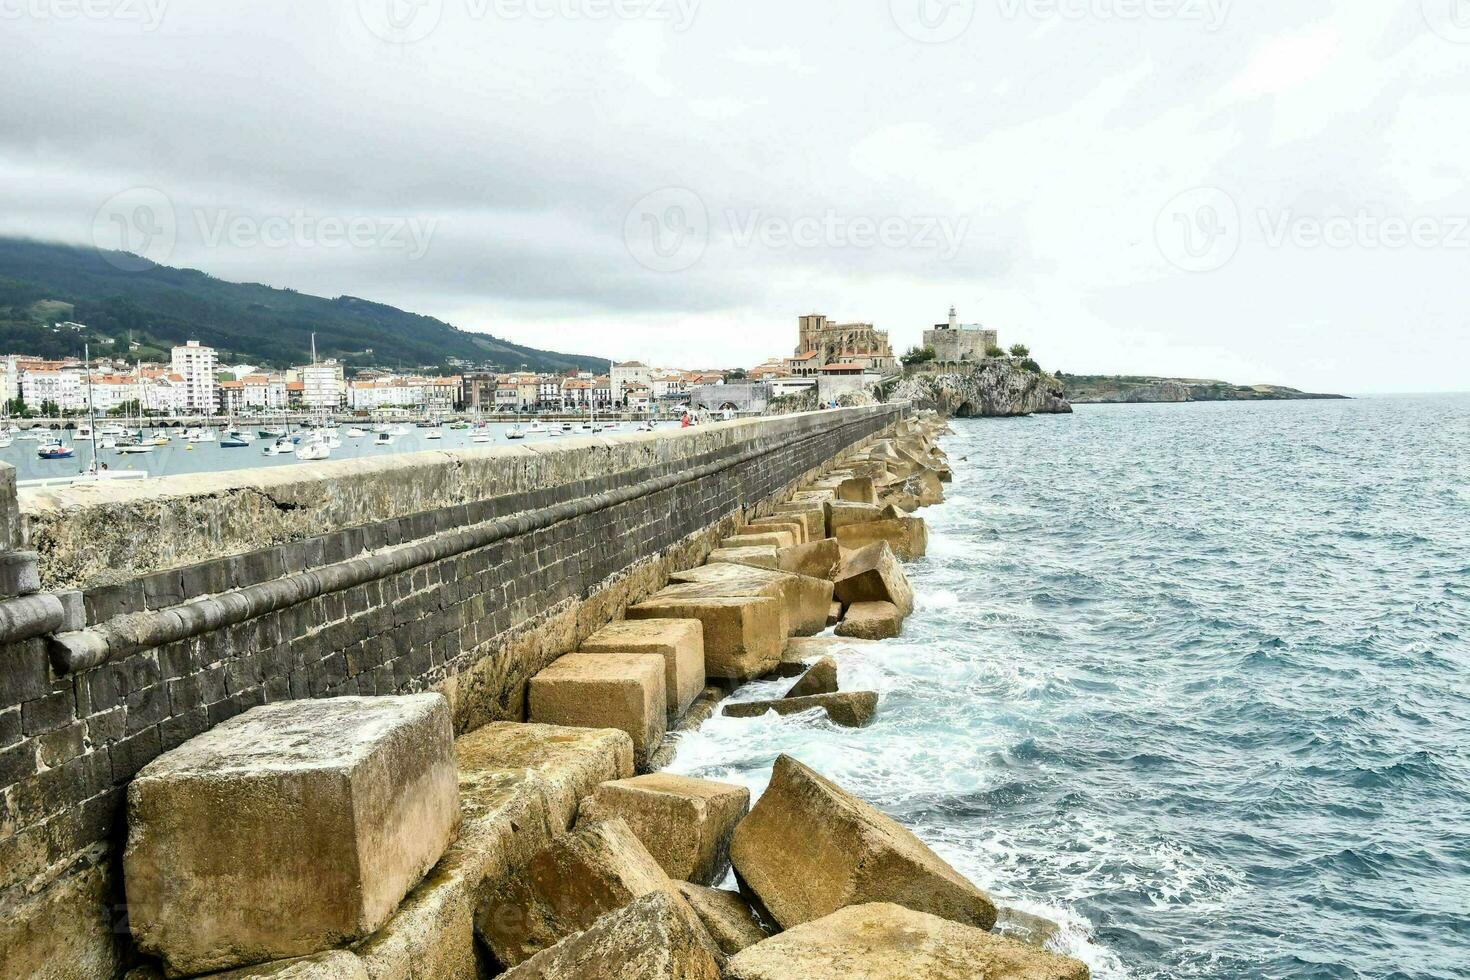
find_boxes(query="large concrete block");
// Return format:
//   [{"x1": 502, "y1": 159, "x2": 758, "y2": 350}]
[
  {"x1": 770, "y1": 505, "x2": 824, "y2": 542},
  {"x1": 721, "y1": 692, "x2": 877, "y2": 728},
  {"x1": 529, "y1": 654, "x2": 667, "y2": 769},
  {"x1": 580, "y1": 774, "x2": 750, "y2": 886},
  {"x1": 835, "y1": 477, "x2": 878, "y2": 505},
  {"x1": 835, "y1": 517, "x2": 928, "y2": 561},
  {"x1": 705, "y1": 545, "x2": 780, "y2": 570},
  {"x1": 355, "y1": 722, "x2": 633, "y2": 980},
  {"x1": 474, "y1": 817, "x2": 672, "y2": 967},
  {"x1": 211, "y1": 950, "x2": 369, "y2": 979},
  {"x1": 777, "y1": 538, "x2": 842, "y2": 581},
  {"x1": 725, "y1": 903, "x2": 1088, "y2": 980},
  {"x1": 784, "y1": 656, "x2": 838, "y2": 699},
  {"x1": 722, "y1": 531, "x2": 796, "y2": 551},
  {"x1": 730, "y1": 756, "x2": 996, "y2": 931},
  {"x1": 626, "y1": 595, "x2": 783, "y2": 681},
  {"x1": 667, "y1": 564, "x2": 833, "y2": 638},
  {"x1": 746, "y1": 517, "x2": 807, "y2": 545},
  {"x1": 833, "y1": 542, "x2": 914, "y2": 617},
  {"x1": 835, "y1": 600, "x2": 903, "y2": 640},
  {"x1": 650, "y1": 580, "x2": 791, "y2": 642},
  {"x1": 823, "y1": 501, "x2": 885, "y2": 538},
  {"x1": 674, "y1": 883, "x2": 776, "y2": 957},
  {"x1": 580, "y1": 619, "x2": 706, "y2": 721},
  {"x1": 125, "y1": 695, "x2": 459, "y2": 976},
  {"x1": 498, "y1": 890, "x2": 722, "y2": 980}
]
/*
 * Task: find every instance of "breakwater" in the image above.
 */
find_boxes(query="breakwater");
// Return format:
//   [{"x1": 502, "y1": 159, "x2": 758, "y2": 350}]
[{"x1": 1, "y1": 407, "x2": 905, "y2": 976}]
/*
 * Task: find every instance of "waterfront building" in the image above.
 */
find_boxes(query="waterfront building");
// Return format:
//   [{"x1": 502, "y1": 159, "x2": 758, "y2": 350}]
[
  {"x1": 20, "y1": 369, "x2": 86, "y2": 412},
  {"x1": 219, "y1": 379, "x2": 244, "y2": 416},
  {"x1": 170, "y1": 341, "x2": 219, "y2": 415},
  {"x1": 301, "y1": 359, "x2": 346, "y2": 410},
  {"x1": 86, "y1": 374, "x2": 143, "y2": 414},
  {"x1": 923, "y1": 306, "x2": 998, "y2": 363},
  {"x1": 794, "y1": 313, "x2": 897, "y2": 373},
  {"x1": 610, "y1": 360, "x2": 651, "y2": 402}
]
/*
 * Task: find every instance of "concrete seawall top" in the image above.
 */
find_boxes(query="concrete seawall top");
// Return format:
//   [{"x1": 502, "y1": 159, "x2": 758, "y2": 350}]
[{"x1": 19, "y1": 407, "x2": 901, "y2": 591}]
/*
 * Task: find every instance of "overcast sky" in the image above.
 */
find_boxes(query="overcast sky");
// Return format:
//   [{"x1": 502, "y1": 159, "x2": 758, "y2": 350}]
[{"x1": 4, "y1": 1, "x2": 1468, "y2": 391}]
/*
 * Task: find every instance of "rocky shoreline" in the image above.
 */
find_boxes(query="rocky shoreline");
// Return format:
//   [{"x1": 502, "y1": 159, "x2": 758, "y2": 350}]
[
  {"x1": 1062, "y1": 375, "x2": 1348, "y2": 404},
  {"x1": 114, "y1": 412, "x2": 1089, "y2": 980},
  {"x1": 888, "y1": 363, "x2": 1073, "y2": 417}
]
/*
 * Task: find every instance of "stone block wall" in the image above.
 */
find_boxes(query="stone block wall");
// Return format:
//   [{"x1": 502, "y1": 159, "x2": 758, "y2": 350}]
[{"x1": 0, "y1": 405, "x2": 901, "y2": 978}]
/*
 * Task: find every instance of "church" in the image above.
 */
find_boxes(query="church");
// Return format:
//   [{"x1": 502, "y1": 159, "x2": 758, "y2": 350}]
[{"x1": 791, "y1": 314, "x2": 897, "y2": 374}]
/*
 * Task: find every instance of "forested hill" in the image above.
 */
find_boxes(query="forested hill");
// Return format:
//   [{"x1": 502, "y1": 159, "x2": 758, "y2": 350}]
[{"x1": 0, "y1": 238, "x2": 609, "y2": 373}]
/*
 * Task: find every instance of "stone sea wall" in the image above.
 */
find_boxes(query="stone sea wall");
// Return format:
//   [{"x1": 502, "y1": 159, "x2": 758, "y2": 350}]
[{"x1": 0, "y1": 405, "x2": 901, "y2": 978}]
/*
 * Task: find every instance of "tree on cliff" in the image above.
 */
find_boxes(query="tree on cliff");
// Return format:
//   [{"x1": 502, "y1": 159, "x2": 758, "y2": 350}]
[
  {"x1": 901, "y1": 346, "x2": 936, "y2": 367},
  {"x1": 985, "y1": 345, "x2": 1005, "y2": 358},
  {"x1": 1009, "y1": 344, "x2": 1030, "y2": 358}
]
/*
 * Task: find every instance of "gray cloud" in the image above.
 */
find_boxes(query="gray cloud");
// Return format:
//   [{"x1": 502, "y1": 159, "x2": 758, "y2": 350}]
[{"x1": 2, "y1": 0, "x2": 1467, "y2": 390}]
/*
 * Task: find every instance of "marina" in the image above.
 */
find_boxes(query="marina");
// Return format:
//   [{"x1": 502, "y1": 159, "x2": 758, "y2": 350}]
[{"x1": 5, "y1": 418, "x2": 668, "y2": 486}]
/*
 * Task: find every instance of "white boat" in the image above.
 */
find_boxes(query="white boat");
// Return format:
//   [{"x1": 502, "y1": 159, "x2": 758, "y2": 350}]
[
  {"x1": 527, "y1": 421, "x2": 547, "y2": 434},
  {"x1": 262, "y1": 437, "x2": 295, "y2": 456},
  {"x1": 185, "y1": 427, "x2": 216, "y2": 443},
  {"x1": 505, "y1": 425, "x2": 526, "y2": 440},
  {"x1": 295, "y1": 438, "x2": 331, "y2": 461},
  {"x1": 0, "y1": 432, "x2": 12, "y2": 449},
  {"x1": 116, "y1": 443, "x2": 155, "y2": 455},
  {"x1": 374, "y1": 432, "x2": 395, "y2": 447},
  {"x1": 426, "y1": 430, "x2": 443, "y2": 440},
  {"x1": 470, "y1": 432, "x2": 492, "y2": 444},
  {"x1": 346, "y1": 427, "x2": 367, "y2": 438}
]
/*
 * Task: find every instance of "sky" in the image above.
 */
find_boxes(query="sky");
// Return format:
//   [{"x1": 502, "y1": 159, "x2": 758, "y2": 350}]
[{"x1": 3, "y1": 0, "x2": 1469, "y2": 393}]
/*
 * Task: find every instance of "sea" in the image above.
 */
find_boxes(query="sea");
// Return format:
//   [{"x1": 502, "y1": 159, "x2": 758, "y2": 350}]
[{"x1": 668, "y1": 394, "x2": 1470, "y2": 980}]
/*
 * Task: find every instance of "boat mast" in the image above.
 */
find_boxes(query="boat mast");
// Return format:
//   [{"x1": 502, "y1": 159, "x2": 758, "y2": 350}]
[{"x1": 83, "y1": 342, "x2": 99, "y2": 474}]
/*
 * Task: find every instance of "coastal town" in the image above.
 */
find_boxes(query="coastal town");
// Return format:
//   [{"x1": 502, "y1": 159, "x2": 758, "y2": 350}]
[{"x1": 0, "y1": 311, "x2": 1003, "y2": 422}]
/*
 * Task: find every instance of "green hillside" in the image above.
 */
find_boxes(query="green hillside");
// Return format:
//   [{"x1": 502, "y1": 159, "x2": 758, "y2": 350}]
[{"x1": 0, "y1": 238, "x2": 609, "y2": 373}]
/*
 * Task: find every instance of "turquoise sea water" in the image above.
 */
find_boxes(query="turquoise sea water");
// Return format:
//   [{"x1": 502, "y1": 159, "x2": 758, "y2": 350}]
[{"x1": 670, "y1": 394, "x2": 1470, "y2": 979}]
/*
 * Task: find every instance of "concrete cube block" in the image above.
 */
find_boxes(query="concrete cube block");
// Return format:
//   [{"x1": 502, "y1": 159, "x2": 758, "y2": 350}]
[
  {"x1": 721, "y1": 691, "x2": 878, "y2": 728},
  {"x1": 777, "y1": 538, "x2": 842, "y2": 581},
  {"x1": 835, "y1": 477, "x2": 878, "y2": 505},
  {"x1": 770, "y1": 505, "x2": 825, "y2": 541},
  {"x1": 580, "y1": 619, "x2": 706, "y2": 721},
  {"x1": 833, "y1": 542, "x2": 914, "y2": 617},
  {"x1": 674, "y1": 882, "x2": 775, "y2": 957},
  {"x1": 474, "y1": 817, "x2": 673, "y2": 968},
  {"x1": 124, "y1": 695, "x2": 459, "y2": 976},
  {"x1": 498, "y1": 890, "x2": 721, "y2": 980},
  {"x1": 722, "y1": 531, "x2": 796, "y2": 551},
  {"x1": 627, "y1": 595, "x2": 784, "y2": 680},
  {"x1": 835, "y1": 600, "x2": 903, "y2": 640},
  {"x1": 706, "y1": 545, "x2": 780, "y2": 570},
  {"x1": 823, "y1": 501, "x2": 885, "y2": 537},
  {"x1": 730, "y1": 755, "x2": 996, "y2": 931},
  {"x1": 529, "y1": 654, "x2": 667, "y2": 769},
  {"x1": 580, "y1": 773, "x2": 750, "y2": 886},
  {"x1": 667, "y1": 564, "x2": 833, "y2": 638},
  {"x1": 835, "y1": 517, "x2": 928, "y2": 561},
  {"x1": 745, "y1": 517, "x2": 807, "y2": 545}
]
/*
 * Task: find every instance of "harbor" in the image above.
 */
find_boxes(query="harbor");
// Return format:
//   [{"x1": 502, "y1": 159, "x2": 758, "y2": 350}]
[{"x1": 3, "y1": 416, "x2": 674, "y2": 486}]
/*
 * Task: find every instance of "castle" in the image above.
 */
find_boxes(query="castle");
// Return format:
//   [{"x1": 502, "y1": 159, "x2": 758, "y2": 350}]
[
  {"x1": 923, "y1": 307, "x2": 998, "y2": 363},
  {"x1": 794, "y1": 314, "x2": 897, "y2": 373}
]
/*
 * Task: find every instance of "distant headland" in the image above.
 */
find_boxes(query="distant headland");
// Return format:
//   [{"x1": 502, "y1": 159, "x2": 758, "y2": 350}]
[{"x1": 1060, "y1": 375, "x2": 1348, "y2": 404}]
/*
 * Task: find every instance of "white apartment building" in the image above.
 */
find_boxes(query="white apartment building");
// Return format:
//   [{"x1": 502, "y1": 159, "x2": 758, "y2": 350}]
[
  {"x1": 170, "y1": 341, "x2": 219, "y2": 415},
  {"x1": 86, "y1": 375, "x2": 144, "y2": 414},
  {"x1": 144, "y1": 374, "x2": 190, "y2": 415},
  {"x1": 20, "y1": 370, "x2": 86, "y2": 412},
  {"x1": 610, "y1": 361, "x2": 651, "y2": 403},
  {"x1": 301, "y1": 359, "x2": 345, "y2": 410}
]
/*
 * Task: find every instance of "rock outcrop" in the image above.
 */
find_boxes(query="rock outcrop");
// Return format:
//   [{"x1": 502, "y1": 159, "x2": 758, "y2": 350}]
[{"x1": 890, "y1": 362, "x2": 1072, "y2": 417}]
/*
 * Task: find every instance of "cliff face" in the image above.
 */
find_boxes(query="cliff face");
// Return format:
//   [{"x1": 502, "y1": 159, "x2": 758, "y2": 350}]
[{"x1": 889, "y1": 363, "x2": 1072, "y2": 418}]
